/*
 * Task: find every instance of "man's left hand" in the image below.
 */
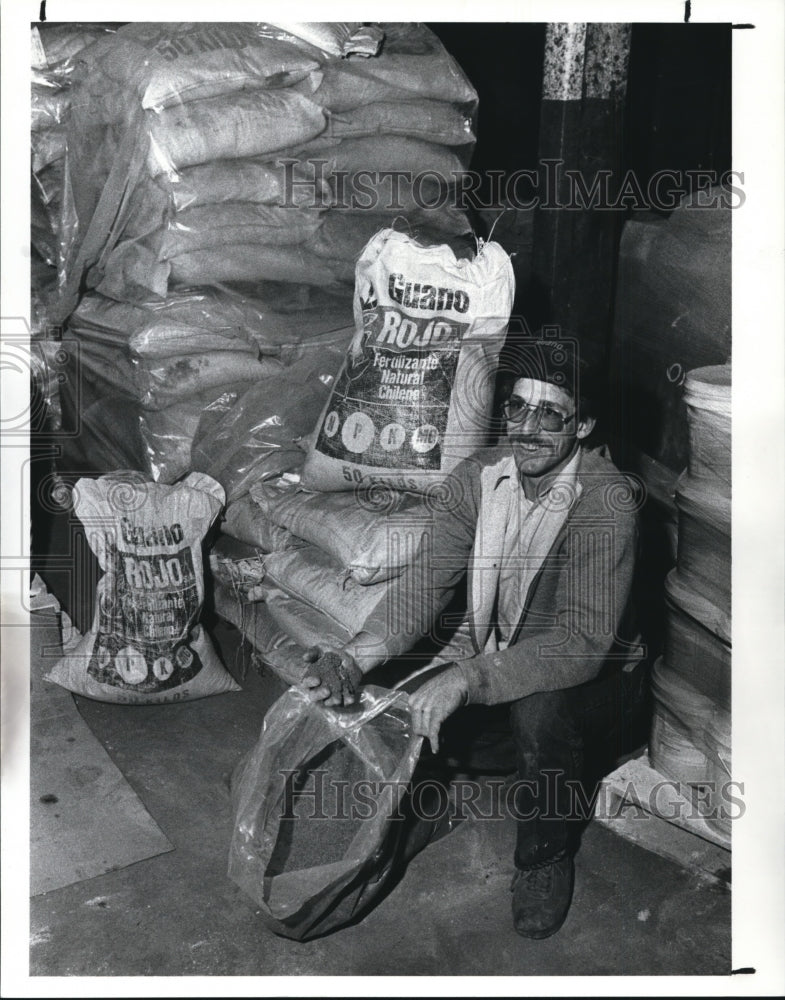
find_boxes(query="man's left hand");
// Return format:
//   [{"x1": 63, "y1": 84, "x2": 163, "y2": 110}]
[{"x1": 409, "y1": 667, "x2": 470, "y2": 755}]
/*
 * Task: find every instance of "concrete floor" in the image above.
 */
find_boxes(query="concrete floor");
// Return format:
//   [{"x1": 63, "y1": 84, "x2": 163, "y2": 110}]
[{"x1": 29, "y1": 616, "x2": 731, "y2": 978}]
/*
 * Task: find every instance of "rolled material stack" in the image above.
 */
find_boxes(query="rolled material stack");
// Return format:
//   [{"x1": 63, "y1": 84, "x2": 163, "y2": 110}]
[{"x1": 650, "y1": 365, "x2": 732, "y2": 843}]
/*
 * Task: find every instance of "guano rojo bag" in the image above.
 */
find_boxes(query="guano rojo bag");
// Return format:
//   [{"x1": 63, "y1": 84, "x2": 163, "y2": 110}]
[
  {"x1": 301, "y1": 228, "x2": 514, "y2": 492},
  {"x1": 228, "y1": 684, "x2": 423, "y2": 940},
  {"x1": 46, "y1": 471, "x2": 239, "y2": 703}
]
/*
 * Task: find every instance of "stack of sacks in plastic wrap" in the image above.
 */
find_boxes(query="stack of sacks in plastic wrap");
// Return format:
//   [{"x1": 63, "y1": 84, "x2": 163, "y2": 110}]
[
  {"x1": 649, "y1": 365, "x2": 732, "y2": 843},
  {"x1": 50, "y1": 22, "x2": 478, "y2": 492},
  {"x1": 31, "y1": 24, "x2": 119, "y2": 439},
  {"x1": 57, "y1": 21, "x2": 477, "y2": 305},
  {"x1": 64, "y1": 284, "x2": 353, "y2": 488},
  {"x1": 211, "y1": 227, "x2": 515, "y2": 687},
  {"x1": 31, "y1": 23, "x2": 117, "y2": 326}
]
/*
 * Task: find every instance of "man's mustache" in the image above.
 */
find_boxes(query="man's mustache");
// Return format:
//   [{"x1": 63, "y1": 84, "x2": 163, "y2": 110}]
[{"x1": 509, "y1": 436, "x2": 550, "y2": 446}]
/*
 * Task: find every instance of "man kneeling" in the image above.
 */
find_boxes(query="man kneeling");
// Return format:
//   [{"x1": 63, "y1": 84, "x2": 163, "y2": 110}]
[{"x1": 302, "y1": 338, "x2": 646, "y2": 940}]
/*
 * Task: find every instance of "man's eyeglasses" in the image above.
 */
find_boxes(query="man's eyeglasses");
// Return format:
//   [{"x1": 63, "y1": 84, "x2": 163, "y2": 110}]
[{"x1": 502, "y1": 397, "x2": 575, "y2": 432}]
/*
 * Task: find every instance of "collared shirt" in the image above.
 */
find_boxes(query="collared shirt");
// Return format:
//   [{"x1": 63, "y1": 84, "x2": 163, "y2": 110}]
[{"x1": 494, "y1": 448, "x2": 583, "y2": 649}]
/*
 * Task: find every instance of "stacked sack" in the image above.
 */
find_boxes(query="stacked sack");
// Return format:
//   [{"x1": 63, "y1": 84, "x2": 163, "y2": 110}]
[
  {"x1": 211, "y1": 471, "x2": 453, "y2": 687},
  {"x1": 62, "y1": 284, "x2": 354, "y2": 487},
  {"x1": 211, "y1": 228, "x2": 515, "y2": 686},
  {"x1": 649, "y1": 365, "x2": 732, "y2": 843},
  {"x1": 47, "y1": 22, "x2": 479, "y2": 489},
  {"x1": 56, "y1": 21, "x2": 478, "y2": 314}
]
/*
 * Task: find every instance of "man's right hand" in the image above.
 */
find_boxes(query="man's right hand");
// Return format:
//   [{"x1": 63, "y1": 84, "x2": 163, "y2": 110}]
[{"x1": 301, "y1": 647, "x2": 363, "y2": 708}]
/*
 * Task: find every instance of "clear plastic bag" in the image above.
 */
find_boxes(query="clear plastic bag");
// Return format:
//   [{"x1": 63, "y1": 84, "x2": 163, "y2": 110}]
[
  {"x1": 138, "y1": 389, "x2": 240, "y2": 485},
  {"x1": 63, "y1": 287, "x2": 353, "y2": 482},
  {"x1": 264, "y1": 22, "x2": 384, "y2": 58},
  {"x1": 228, "y1": 684, "x2": 423, "y2": 939},
  {"x1": 31, "y1": 23, "x2": 118, "y2": 77}
]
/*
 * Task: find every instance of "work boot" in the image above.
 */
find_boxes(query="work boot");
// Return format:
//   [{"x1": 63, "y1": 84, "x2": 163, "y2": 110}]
[{"x1": 510, "y1": 851, "x2": 574, "y2": 939}]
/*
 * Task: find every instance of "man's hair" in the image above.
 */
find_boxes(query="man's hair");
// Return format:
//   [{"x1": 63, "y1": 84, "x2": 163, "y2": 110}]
[{"x1": 498, "y1": 334, "x2": 601, "y2": 422}]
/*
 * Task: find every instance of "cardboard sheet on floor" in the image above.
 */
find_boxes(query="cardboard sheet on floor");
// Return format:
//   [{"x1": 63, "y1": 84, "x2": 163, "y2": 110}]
[{"x1": 30, "y1": 611, "x2": 174, "y2": 896}]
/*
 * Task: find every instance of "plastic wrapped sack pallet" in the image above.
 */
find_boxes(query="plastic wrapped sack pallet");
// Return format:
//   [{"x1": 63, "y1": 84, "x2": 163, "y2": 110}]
[
  {"x1": 31, "y1": 24, "x2": 118, "y2": 288},
  {"x1": 63, "y1": 325, "x2": 279, "y2": 414},
  {"x1": 228, "y1": 684, "x2": 423, "y2": 939},
  {"x1": 68, "y1": 284, "x2": 352, "y2": 355},
  {"x1": 302, "y1": 228, "x2": 514, "y2": 492},
  {"x1": 46, "y1": 471, "x2": 240, "y2": 703},
  {"x1": 54, "y1": 22, "x2": 328, "y2": 311},
  {"x1": 54, "y1": 22, "x2": 478, "y2": 316},
  {"x1": 65, "y1": 287, "x2": 348, "y2": 483}
]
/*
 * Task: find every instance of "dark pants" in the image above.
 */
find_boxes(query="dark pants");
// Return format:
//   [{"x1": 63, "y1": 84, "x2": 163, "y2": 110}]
[{"x1": 409, "y1": 661, "x2": 650, "y2": 867}]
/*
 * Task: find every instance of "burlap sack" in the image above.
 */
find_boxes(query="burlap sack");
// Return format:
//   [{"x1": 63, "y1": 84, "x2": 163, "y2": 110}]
[
  {"x1": 300, "y1": 22, "x2": 477, "y2": 112},
  {"x1": 168, "y1": 244, "x2": 337, "y2": 287},
  {"x1": 158, "y1": 204, "x2": 324, "y2": 258},
  {"x1": 136, "y1": 352, "x2": 282, "y2": 411},
  {"x1": 309, "y1": 211, "x2": 472, "y2": 264},
  {"x1": 165, "y1": 158, "x2": 331, "y2": 212},
  {"x1": 46, "y1": 472, "x2": 239, "y2": 703},
  {"x1": 86, "y1": 22, "x2": 321, "y2": 110},
  {"x1": 326, "y1": 100, "x2": 474, "y2": 146},
  {"x1": 147, "y1": 90, "x2": 326, "y2": 174}
]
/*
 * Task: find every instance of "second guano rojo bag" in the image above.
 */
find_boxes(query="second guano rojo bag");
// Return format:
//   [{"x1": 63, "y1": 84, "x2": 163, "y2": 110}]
[{"x1": 301, "y1": 229, "x2": 514, "y2": 493}]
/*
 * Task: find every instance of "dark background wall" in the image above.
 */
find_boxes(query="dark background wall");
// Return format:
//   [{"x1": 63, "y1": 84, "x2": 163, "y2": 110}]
[{"x1": 429, "y1": 22, "x2": 731, "y2": 196}]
